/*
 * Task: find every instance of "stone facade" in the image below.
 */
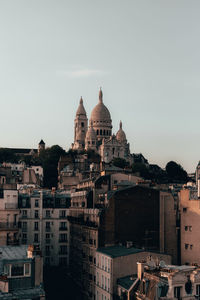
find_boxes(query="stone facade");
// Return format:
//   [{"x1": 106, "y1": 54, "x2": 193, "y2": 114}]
[{"x1": 72, "y1": 89, "x2": 132, "y2": 164}]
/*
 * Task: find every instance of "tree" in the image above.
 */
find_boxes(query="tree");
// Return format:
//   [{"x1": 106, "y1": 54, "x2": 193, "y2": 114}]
[
  {"x1": 0, "y1": 148, "x2": 18, "y2": 163},
  {"x1": 131, "y1": 162, "x2": 150, "y2": 179},
  {"x1": 40, "y1": 145, "x2": 66, "y2": 188},
  {"x1": 113, "y1": 158, "x2": 129, "y2": 169},
  {"x1": 165, "y1": 161, "x2": 188, "y2": 183}
]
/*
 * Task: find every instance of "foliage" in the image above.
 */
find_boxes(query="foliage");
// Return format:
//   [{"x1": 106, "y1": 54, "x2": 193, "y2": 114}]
[
  {"x1": 165, "y1": 161, "x2": 188, "y2": 183},
  {"x1": 0, "y1": 148, "x2": 18, "y2": 163},
  {"x1": 131, "y1": 162, "x2": 150, "y2": 179},
  {"x1": 40, "y1": 145, "x2": 66, "y2": 188},
  {"x1": 113, "y1": 158, "x2": 129, "y2": 169}
]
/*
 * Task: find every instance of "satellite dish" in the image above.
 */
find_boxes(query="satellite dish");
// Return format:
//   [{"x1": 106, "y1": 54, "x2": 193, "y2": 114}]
[{"x1": 159, "y1": 260, "x2": 166, "y2": 268}]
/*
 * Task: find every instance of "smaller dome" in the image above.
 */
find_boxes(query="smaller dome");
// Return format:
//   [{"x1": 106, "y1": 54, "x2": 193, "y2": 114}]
[
  {"x1": 86, "y1": 120, "x2": 97, "y2": 141},
  {"x1": 116, "y1": 121, "x2": 127, "y2": 143},
  {"x1": 76, "y1": 97, "x2": 87, "y2": 116}
]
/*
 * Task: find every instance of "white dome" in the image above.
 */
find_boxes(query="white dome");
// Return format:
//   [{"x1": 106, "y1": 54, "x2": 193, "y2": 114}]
[
  {"x1": 90, "y1": 89, "x2": 112, "y2": 126},
  {"x1": 116, "y1": 121, "x2": 127, "y2": 143}
]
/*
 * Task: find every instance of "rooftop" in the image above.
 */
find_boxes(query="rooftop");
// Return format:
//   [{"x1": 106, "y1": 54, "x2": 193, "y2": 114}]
[
  {"x1": 97, "y1": 245, "x2": 144, "y2": 258},
  {"x1": 117, "y1": 275, "x2": 137, "y2": 290},
  {"x1": 0, "y1": 245, "x2": 28, "y2": 260}
]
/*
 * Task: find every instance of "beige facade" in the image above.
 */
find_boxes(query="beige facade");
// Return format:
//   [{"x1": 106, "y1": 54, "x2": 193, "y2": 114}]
[
  {"x1": 95, "y1": 246, "x2": 171, "y2": 300},
  {"x1": 72, "y1": 89, "x2": 132, "y2": 164},
  {"x1": 19, "y1": 189, "x2": 70, "y2": 266},
  {"x1": 179, "y1": 187, "x2": 200, "y2": 265},
  {"x1": 135, "y1": 263, "x2": 200, "y2": 300},
  {"x1": 0, "y1": 189, "x2": 19, "y2": 246}
]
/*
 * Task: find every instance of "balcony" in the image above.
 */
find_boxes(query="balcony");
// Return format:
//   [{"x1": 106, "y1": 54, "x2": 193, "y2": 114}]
[
  {"x1": 0, "y1": 222, "x2": 19, "y2": 231},
  {"x1": 45, "y1": 227, "x2": 51, "y2": 232},
  {"x1": 46, "y1": 239, "x2": 51, "y2": 244}
]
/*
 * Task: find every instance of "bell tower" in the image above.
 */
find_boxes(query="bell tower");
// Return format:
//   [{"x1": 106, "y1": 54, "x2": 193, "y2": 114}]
[{"x1": 72, "y1": 97, "x2": 88, "y2": 150}]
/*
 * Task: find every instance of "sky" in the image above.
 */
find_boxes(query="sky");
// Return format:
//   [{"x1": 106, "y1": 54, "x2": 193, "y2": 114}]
[{"x1": 0, "y1": 0, "x2": 200, "y2": 172}]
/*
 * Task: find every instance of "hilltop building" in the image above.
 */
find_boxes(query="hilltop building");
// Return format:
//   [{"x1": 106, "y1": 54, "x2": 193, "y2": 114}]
[{"x1": 72, "y1": 89, "x2": 132, "y2": 164}]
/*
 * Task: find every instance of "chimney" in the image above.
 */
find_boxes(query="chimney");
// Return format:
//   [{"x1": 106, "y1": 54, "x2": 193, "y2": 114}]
[
  {"x1": 137, "y1": 261, "x2": 146, "y2": 280},
  {"x1": 27, "y1": 245, "x2": 34, "y2": 258}
]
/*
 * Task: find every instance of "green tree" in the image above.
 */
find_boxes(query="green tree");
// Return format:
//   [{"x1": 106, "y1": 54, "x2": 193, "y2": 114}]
[
  {"x1": 113, "y1": 158, "x2": 129, "y2": 169},
  {"x1": 165, "y1": 161, "x2": 188, "y2": 182},
  {"x1": 132, "y1": 162, "x2": 150, "y2": 179},
  {"x1": 40, "y1": 145, "x2": 66, "y2": 188},
  {"x1": 0, "y1": 148, "x2": 18, "y2": 163}
]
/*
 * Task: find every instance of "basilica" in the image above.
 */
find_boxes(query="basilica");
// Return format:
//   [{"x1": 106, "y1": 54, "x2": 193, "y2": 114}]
[{"x1": 71, "y1": 88, "x2": 132, "y2": 164}]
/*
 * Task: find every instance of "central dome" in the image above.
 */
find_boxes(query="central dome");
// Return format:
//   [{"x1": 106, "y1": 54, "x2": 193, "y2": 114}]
[{"x1": 90, "y1": 89, "x2": 112, "y2": 135}]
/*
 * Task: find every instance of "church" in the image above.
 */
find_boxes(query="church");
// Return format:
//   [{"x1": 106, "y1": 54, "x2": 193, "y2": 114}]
[{"x1": 71, "y1": 88, "x2": 132, "y2": 164}]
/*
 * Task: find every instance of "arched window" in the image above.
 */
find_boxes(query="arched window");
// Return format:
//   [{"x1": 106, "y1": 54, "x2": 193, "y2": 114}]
[
  {"x1": 106, "y1": 130, "x2": 108, "y2": 135},
  {"x1": 100, "y1": 129, "x2": 102, "y2": 135},
  {"x1": 103, "y1": 130, "x2": 105, "y2": 135},
  {"x1": 97, "y1": 130, "x2": 99, "y2": 135}
]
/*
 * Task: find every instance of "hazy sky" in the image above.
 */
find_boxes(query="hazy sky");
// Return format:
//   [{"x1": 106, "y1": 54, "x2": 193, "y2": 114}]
[{"x1": 1, "y1": 0, "x2": 200, "y2": 172}]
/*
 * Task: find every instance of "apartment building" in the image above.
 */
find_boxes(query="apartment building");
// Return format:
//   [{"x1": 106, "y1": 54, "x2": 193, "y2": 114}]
[
  {"x1": 68, "y1": 183, "x2": 177, "y2": 300},
  {"x1": 0, "y1": 245, "x2": 45, "y2": 299},
  {"x1": 18, "y1": 189, "x2": 70, "y2": 266},
  {"x1": 0, "y1": 188, "x2": 20, "y2": 246},
  {"x1": 179, "y1": 186, "x2": 200, "y2": 265},
  {"x1": 95, "y1": 245, "x2": 171, "y2": 300}
]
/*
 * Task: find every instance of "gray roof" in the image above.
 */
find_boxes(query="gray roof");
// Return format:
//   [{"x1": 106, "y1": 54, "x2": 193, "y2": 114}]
[
  {"x1": 117, "y1": 275, "x2": 137, "y2": 290},
  {"x1": 0, "y1": 287, "x2": 45, "y2": 299},
  {"x1": 0, "y1": 245, "x2": 28, "y2": 260},
  {"x1": 97, "y1": 245, "x2": 144, "y2": 258}
]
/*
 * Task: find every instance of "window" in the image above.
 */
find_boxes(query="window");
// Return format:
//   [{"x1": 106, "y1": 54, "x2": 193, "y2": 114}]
[
  {"x1": 22, "y1": 233, "x2": 27, "y2": 244},
  {"x1": 22, "y1": 222, "x2": 27, "y2": 230},
  {"x1": 196, "y1": 284, "x2": 200, "y2": 296},
  {"x1": 24, "y1": 263, "x2": 30, "y2": 276},
  {"x1": 59, "y1": 245, "x2": 67, "y2": 254},
  {"x1": 4, "y1": 264, "x2": 10, "y2": 276},
  {"x1": 59, "y1": 233, "x2": 67, "y2": 242},
  {"x1": 183, "y1": 207, "x2": 187, "y2": 212},
  {"x1": 35, "y1": 210, "x2": 39, "y2": 218},
  {"x1": 46, "y1": 245, "x2": 50, "y2": 255},
  {"x1": 59, "y1": 210, "x2": 66, "y2": 218},
  {"x1": 46, "y1": 210, "x2": 51, "y2": 218},
  {"x1": 34, "y1": 233, "x2": 39, "y2": 242},
  {"x1": 22, "y1": 210, "x2": 27, "y2": 218},
  {"x1": 11, "y1": 264, "x2": 24, "y2": 276},
  {"x1": 46, "y1": 222, "x2": 50, "y2": 232},
  {"x1": 81, "y1": 122, "x2": 84, "y2": 127},
  {"x1": 190, "y1": 244, "x2": 193, "y2": 250},
  {"x1": 35, "y1": 199, "x2": 39, "y2": 207},
  {"x1": 185, "y1": 244, "x2": 189, "y2": 250},
  {"x1": 60, "y1": 222, "x2": 67, "y2": 230},
  {"x1": 34, "y1": 222, "x2": 38, "y2": 231},
  {"x1": 174, "y1": 286, "x2": 182, "y2": 299},
  {"x1": 189, "y1": 226, "x2": 192, "y2": 231},
  {"x1": 185, "y1": 226, "x2": 188, "y2": 231},
  {"x1": 102, "y1": 256, "x2": 104, "y2": 269}
]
